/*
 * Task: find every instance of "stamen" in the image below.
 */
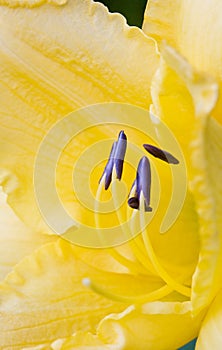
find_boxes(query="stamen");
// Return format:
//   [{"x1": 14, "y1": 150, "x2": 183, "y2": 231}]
[
  {"x1": 139, "y1": 194, "x2": 191, "y2": 297},
  {"x1": 93, "y1": 186, "x2": 190, "y2": 302},
  {"x1": 94, "y1": 177, "x2": 148, "y2": 275},
  {"x1": 95, "y1": 176, "x2": 105, "y2": 221},
  {"x1": 111, "y1": 180, "x2": 152, "y2": 274},
  {"x1": 99, "y1": 131, "x2": 127, "y2": 190},
  {"x1": 94, "y1": 133, "x2": 190, "y2": 302},
  {"x1": 143, "y1": 144, "x2": 179, "y2": 164},
  {"x1": 128, "y1": 197, "x2": 139, "y2": 210},
  {"x1": 99, "y1": 142, "x2": 116, "y2": 190},
  {"x1": 114, "y1": 130, "x2": 127, "y2": 180},
  {"x1": 128, "y1": 180, "x2": 139, "y2": 209},
  {"x1": 137, "y1": 157, "x2": 152, "y2": 211},
  {"x1": 127, "y1": 207, "x2": 157, "y2": 274},
  {"x1": 82, "y1": 277, "x2": 172, "y2": 303},
  {"x1": 129, "y1": 238, "x2": 157, "y2": 275},
  {"x1": 128, "y1": 157, "x2": 152, "y2": 212}
]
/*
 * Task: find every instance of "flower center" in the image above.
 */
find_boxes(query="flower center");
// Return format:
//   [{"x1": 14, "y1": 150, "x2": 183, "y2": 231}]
[{"x1": 83, "y1": 131, "x2": 191, "y2": 303}]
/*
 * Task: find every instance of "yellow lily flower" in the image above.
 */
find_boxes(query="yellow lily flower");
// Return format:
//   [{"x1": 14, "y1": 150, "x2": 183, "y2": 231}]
[{"x1": 0, "y1": 0, "x2": 221, "y2": 349}]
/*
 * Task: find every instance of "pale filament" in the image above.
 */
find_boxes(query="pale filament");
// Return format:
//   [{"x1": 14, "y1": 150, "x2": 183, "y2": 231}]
[
  {"x1": 83, "y1": 277, "x2": 172, "y2": 304},
  {"x1": 139, "y1": 194, "x2": 191, "y2": 298},
  {"x1": 91, "y1": 176, "x2": 173, "y2": 303},
  {"x1": 126, "y1": 205, "x2": 157, "y2": 274},
  {"x1": 94, "y1": 176, "x2": 147, "y2": 275},
  {"x1": 85, "y1": 133, "x2": 191, "y2": 303},
  {"x1": 111, "y1": 174, "x2": 156, "y2": 274}
]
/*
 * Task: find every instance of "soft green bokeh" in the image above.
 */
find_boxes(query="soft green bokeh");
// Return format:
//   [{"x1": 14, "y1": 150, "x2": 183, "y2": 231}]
[
  {"x1": 95, "y1": 0, "x2": 147, "y2": 27},
  {"x1": 179, "y1": 339, "x2": 197, "y2": 350}
]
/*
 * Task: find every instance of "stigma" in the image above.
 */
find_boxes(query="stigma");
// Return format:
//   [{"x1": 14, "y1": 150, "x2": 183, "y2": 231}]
[
  {"x1": 99, "y1": 130, "x2": 127, "y2": 190},
  {"x1": 143, "y1": 144, "x2": 179, "y2": 164},
  {"x1": 128, "y1": 156, "x2": 152, "y2": 212}
]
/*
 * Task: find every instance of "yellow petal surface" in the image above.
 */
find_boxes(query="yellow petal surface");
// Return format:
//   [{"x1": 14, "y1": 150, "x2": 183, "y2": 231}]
[
  {"x1": 196, "y1": 289, "x2": 222, "y2": 350},
  {"x1": 142, "y1": 0, "x2": 222, "y2": 122},
  {"x1": 72, "y1": 244, "x2": 146, "y2": 275},
  {"x1": 0, "y1": 188, "x2": 56, "y2": 280},
  {"x1": 151, "y1": 44, "x2": 222, "y2": 313},
  {"x1": 0, "y1": 238, "x2": 173, "y2": 349},
  {"x1": 51, "y1": 329, "x2": 125, "y2": 350},
  {"x1": 0, "y1": 0, "x2": 158, "y2": 232},
  {"x1": 138, "y1": 178, "x2": 199, "y2": 287},
  {"x1": 53, "y1": 302, "x2": 204, "y2": 350},
  {"x1": 98, "y1": 302, "x2": 205, "y2": 350}
]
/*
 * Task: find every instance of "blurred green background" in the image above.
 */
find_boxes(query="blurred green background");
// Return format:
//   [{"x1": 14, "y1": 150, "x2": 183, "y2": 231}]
[
  {"x1": 95, "y1": 1, "x2": 197, "y2": 350},
  {"x1": 95, "y1": 0, "x2": 147, "y2": 27}
]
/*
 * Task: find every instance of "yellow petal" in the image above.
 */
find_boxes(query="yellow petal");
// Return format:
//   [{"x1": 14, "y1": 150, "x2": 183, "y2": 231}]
[
  {"x1": 143, "y1": 0, "x2": 222, "y2": 82},
  {"x1": 0, "y1": 0, "x2": 159, "y2": 231},
  {"x1": 0, "y1": 238, "x2": 170, "y2": 348},
  {"x1": 72, "y1": 244, "x2": 146, "y2": 275},
  {"x1": 51, "y1": 329, "x2": 125, "y2": 350},
  {"x1": 138, "y1": 178, "x2": 199, "y2": 290},
  {"x1": 99, "y1": 302, "x2": 204, "y2": 350},
  {"x1": 151, "y1": 44, "x2": 222, "y2": 313},
  {"x1": 0, "y1": 188, "x2": 55, "y2": 280},
  {"x1": 196, "y1": 289, "x2": 222, "y2": 350},
  {"x1": 143, "y1": 0, "x2": 222, "y2": 122},
  {"x1": 56, "y1": 302, "x2": 204, "y2": 350}
]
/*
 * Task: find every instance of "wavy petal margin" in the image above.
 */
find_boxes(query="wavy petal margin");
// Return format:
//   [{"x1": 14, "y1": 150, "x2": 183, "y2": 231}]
[
  {"x1": 0, "y1": 239, "x2": 125, "y2": 348},
  {"x1": 0, "y1": 0, "x2": 158, "y2": 231},
  {"x1": 151, "y1": 44, "x2": 222, "y2": 313},
  {"x1": 142, "y1": 0, "x2": 222, "y2": 122},
  {"x1": 50, "y1": 302, "x2": 204, "y2": 350},
  {"x1": 0, "y1": 238, "x2": 173, "y2": 348},
  {"x1": 196, "y1": 288, "x2": 222, "y2": 349}
]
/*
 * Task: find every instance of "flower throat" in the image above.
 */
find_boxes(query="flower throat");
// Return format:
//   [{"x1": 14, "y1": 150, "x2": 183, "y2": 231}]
[{"x1": 83, "y1": 131, "x2": 191, "y2": 303}]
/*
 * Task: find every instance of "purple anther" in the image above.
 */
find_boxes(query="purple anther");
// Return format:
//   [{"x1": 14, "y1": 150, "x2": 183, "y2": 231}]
[
  {"x1": 99, "y1": 131, "x2": 127, "y2": 190},
  {"x1": 128, "y1": 157, "x2": 152, "y2": 212},
  {"x1": 143, "y1": 144, "x2": 179, "y2": 164},
  {"x1": 114, "y1": 130, "x2": 127, "y2": 180},
  {"x1": 128, "y1": 197, "x2": 139, "y2": 209},
  {"x1": 128, "y1": 180, "x2": 139, "y2": 209}
]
